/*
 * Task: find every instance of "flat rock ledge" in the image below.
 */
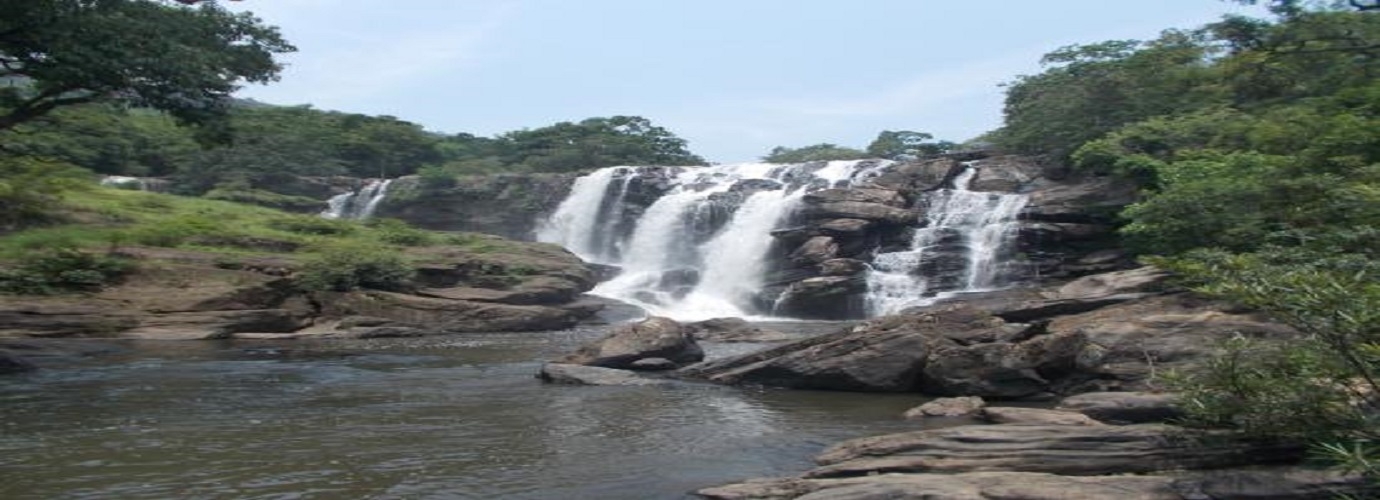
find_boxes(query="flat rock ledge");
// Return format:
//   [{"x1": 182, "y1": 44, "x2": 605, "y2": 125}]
[
  {"x1": 696, "y1": 468, "x2": 1369, "y2": 500},
  {"x1": 695, "y1": 423, "x2": 1371, "y2": 499}
]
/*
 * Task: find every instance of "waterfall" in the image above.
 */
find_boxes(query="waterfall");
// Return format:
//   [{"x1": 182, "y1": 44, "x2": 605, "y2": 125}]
[
  {"x1": 321, "y1": 179, "x2": 393, "y2": 220},
  {"x1": 538, "y1": 160, "x2": 893, "y2": 320},
  {"x1": 864, "y1": 166, "x2": 1029, "y2": 316}
]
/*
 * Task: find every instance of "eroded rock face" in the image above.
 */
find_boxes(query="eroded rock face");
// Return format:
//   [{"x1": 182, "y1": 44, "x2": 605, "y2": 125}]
[
  {"x1": 377, "y1": 173, "x2": 580, "y2": 240},
  {"x1": 685, "y1": 318, "x2": 794, "y2": 343},
  {"x1": 559, "y1": 316, "x2": 703, "y2": 369}
]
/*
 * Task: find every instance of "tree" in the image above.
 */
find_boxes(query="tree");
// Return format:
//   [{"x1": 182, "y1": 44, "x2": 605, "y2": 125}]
[
  {"x1": 496, "y1": 116, "x2": 704, "y2": 172},
  {"x1": 866, "y1": 130, "x2": 957, "y2": 160},
  {"x1": 761, "y1": 143, "x2": 868, "y2": 163},
  {"x1": 0, "y1": 0, "x2": 293, "y2": 132}
]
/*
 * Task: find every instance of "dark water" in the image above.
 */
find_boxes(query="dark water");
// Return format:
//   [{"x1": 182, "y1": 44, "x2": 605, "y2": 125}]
[{"x1": 0, "y1": 327, "x2": 926, "y2": 499}]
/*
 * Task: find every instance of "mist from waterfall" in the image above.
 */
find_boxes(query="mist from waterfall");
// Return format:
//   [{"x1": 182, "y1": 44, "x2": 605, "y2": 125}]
[{"x1": 864, "y1": 166, "x2": 1029, "y2": 316}]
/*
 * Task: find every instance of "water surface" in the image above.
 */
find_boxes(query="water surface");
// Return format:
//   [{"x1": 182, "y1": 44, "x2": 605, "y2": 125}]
[{"x1": 1, "y1": 328, "x2": 925, "y2": 499}]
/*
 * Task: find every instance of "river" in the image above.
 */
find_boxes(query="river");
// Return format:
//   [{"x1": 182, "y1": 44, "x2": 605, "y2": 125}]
[{"x1": 0, "y1": 325, "x2": 927, "y2": 499}]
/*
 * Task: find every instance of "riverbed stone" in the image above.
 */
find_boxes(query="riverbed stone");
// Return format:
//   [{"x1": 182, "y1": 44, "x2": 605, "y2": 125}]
[
  {"x1": 560, "y1": 316, "x2": 703, "y2": 369},
  {"x1": 903, "y1": 396, "x2": 986, "y2": 419},
  {"x1": 685, "y1": 318, "x2": 794, "y2": 343},
  {"x1": 538, "y1": 363, "x2": 670, "y2": 386}
]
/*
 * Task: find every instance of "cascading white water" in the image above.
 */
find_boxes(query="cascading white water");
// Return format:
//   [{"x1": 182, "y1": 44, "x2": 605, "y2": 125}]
[
  {"x1": 538, "y1": 160, "x2": 894, "y2": 320},
  {"x1": 321, "y1": 179, "x2": 393, "y2": 220},
  {"x1": 864, "y1": 166, "x2": 1028, "y2": 316}
]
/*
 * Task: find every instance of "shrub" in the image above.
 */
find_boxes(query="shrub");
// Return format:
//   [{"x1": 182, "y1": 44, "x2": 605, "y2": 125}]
[
  {"x1": 267, "y1": 216, "x2": 355, "y2": 236},
  {"x1": 296, "y1": 242, "x2": 413, "y2": 292},
  {"x1": 0, "y1": 248, "x2": 135, "y2": 295},
  {"x1": 366, "y1": 218, "x2": 435, "y2": 246}
]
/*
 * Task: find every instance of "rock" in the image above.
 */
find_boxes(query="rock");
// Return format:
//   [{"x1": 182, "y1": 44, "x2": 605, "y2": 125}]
[
  {"x1": 967, "y1": 156, "x2": 1042, "y2": 192},
  {"x1": 685, "y1": 318, "x2": 794, "y2": 343},
  {"x1": 330, "y1": 326, "x2": 427, "y2": 339},
  {"x1": 697, "y1": 468, "x2": 1370, "y2": 500},
  {"x1": 903, "y1": 396, "x2": 985, "y2": 419},
  {"x1": 808, "y1": 424, "x2": 1304, "y2": 478},
  {"x1": 537, "y1": 363, "x2": 670, "y2": 386},
  {"x1": 1055, "y1": 392, "x2": 1183, "y2": 424},
  {"x1": 698, "y1": 471, "x2": 1181, "y2": 500},
  {"x1": 1023, "y1": 176, "x2": 1138, "y2": 224},
  {"x1": 816, "y1": 218, "x2": 873, "y2": 236},
  {"x1": 0, "y1": 350, "x2": 37, "y2": 374},
  {"x1": 377, "y1": 173, "x2": 580, "y2": 239},
  {"x1": 678, "y1": 310, "x2": 960, "y2": 392},
  {"x1": 630, "y1": 357, "x2": 678, "y2": 371},
  {"x1": 790, "y1": 237, "x2": 840, "y2": 266},
  {"x1": 559, "y1": 316, "x2": 703, "y2": 369},
  {"x1": 772, "y1": 276, "x2": 867, "y2": 320},
  {"x1": 868, "y1": 158, "x2": 960, "y2": 192},
  {"x1": 337, "y1": 315, "x2": 404, "y2": 328},
  {"x1": 1055, "y1": 266, "x2": 1170, "y2": 301},
  {"x1": 818, "y1": 258, "x2": 867, "y2": 277},
  {"x1": 121, "y1": 308, "x2": 315, "y2": 340},
  {"x1": 803, "y1": 201, "x2": 914, "y2": 225},
  {"x1": 803, "y1": 188, "x2": 907, "y2": 207},
  {"x1": 1046, "y1": 294, "x2": 1299, "y2": 393},
  {"x1": 979, "y1": 407, "x2": 1104, "y2": 426},
  {"x1": 325, "y1": 291, "x2": 591, "y2": 333},
  {"x1": 919, "y1": 326, "x2": 1085, "y2": 400}
]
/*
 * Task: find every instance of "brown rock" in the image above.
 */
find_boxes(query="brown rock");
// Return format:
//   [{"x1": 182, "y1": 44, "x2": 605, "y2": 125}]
[
  {"x1": 560, "y1": 316, "x2": 703, "y2": 369},
  {"x1": 903, "y1": 396, "x2": 986, "y2": 419},
  {"x1": 979, "y1": 406, "x2": 1105, "y2": 426}
]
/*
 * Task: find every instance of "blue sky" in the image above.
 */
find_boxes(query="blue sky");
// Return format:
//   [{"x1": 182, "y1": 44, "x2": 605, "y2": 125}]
[{"x1": 228, "y1": 1, "x2": 1269, "y2": 163}]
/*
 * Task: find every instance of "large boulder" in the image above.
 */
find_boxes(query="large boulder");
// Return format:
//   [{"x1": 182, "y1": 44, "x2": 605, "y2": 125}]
[
  {"x1": 559, "y1": 316, "x2": 703, "y2": 369},
  {"x1": 802, "y1": 188, "x2": 907, "y2": 207},
  {"x1": 790, "y1": 237, "x2": 840, "y2": 266},
  {"x1": 771, "y1": 276, "x2": 867, "y2": 320},
  {"x1": 802, "y1": 201, "x2": 914, "y2": 225},
  {"x1": 903, "y1": 396, "x2": 986, "y2": 419}
]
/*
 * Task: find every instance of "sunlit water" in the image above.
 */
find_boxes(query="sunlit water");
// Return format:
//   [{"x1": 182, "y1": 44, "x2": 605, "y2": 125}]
[{"x1": 0, "y1": 327, "x2": 926, "y2": 499}]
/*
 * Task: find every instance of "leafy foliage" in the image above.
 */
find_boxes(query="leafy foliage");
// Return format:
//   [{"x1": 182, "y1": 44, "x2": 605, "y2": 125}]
[
  {"x1": 0, "y1": 247, "x2": 134, "y2": 294},
  {"x1": 295, "y1": 241, "x2": 414, "y2": 293},
  {"x1": 0, "y1": 0, "x2": 293, "y2": 131},
  {"x1": 865, "y1": 130, "x2": 957, "y2": 160},
  {"x1": 761, "y1": 143, "x2": 868, "y2": 163}
]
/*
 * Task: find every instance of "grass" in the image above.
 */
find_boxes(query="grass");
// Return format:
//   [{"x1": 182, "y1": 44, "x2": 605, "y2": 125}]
[{"x1": 0, "y1": 187, "x2": 497, "y2": 259}]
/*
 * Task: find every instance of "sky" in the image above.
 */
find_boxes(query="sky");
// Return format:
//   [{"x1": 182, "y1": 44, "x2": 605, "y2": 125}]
[{"x1": 227, "y1": 1, "x2": 1270, "y2": 163}]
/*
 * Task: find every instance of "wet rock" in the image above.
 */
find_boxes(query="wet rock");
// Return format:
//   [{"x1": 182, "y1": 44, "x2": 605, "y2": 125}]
[
  {"x1": 1055, "y1": 266, "x2": 1171, "y2": 300},
  {"x1": 790, "y1": 237, "x2": 840, "y2": 266},
  {"x1": 685, "y1": 318, "x2": 794, "y2": 343},
  {"x1": 816, "y1": 218, "x2": 873, "y2": 236},
  {"x1": 771, "y1": 276, "x2": 867, "y2": 320},
  {"x1": 818, "y1": 258, "x2": 867, "y2": 277},
  {"x1": 1022, "y1": 175, "x2": 1138, "y2": 224},
  {"x1": 1056, "y1": 392, "x2": 1183, "y2": 424},
  {"x1": 538, "y1": 363, "x2": 670, "y2": 386},
  {"x1": 903, "y1": 396, "x2": 985, "y2": 419},
  {"x1": 329, "y1": 326, "x2": 427, "y2": 339},
  {"x1": 978, "y1": 406, "x2": 1105, "y2": 426},
  {"x1": 327, "y1": 291, "x2": 590, "y2": 333},
  {"x1": 559, "y1": 316, "x2": 703, "y2": 369},
  {"x1": 803, "y1": 201, "x2": 914, "y2": 225},
  {"x1": 0, "y1": 350, "x2": 37, "y2": 374},
  {"x1": 803, "y1": 188, "x2": 907, "y2": 207},
  {"x1": 337, "y1": 315, "x2": 406, "y2": 329},
  {"x1": 659, "y1": 268, "x2": 702, "y2": 289},
  {"x1": 808, "y1": 424, "x2": 1304, "y2": 478}
]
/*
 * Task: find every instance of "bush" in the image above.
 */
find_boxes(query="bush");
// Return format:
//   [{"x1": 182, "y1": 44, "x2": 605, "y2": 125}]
[
  {"x1": 203, "y1": 187, "x2": 325, "y2": 213},
  {"x1": 0, "y1": 248, "x2": 135, "y2": 295},
  {"x1": 296, "y1": 242, "x2": 413, "y2": 292},
  {"x1": 366, "y1": 218, "x2": 435, "y2": 246},
  {"x1": 267, "y1": 216, "x2": 355, "y2": 236}
]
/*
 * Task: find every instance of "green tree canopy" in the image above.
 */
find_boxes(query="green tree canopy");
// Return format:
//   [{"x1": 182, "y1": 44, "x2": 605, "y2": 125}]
[
  {"x1": 761, "y1": 143, "x2": 869, "y2": 163},
  {"x1": 0, "y1": 0, "x2": 293, "y2": 132}
]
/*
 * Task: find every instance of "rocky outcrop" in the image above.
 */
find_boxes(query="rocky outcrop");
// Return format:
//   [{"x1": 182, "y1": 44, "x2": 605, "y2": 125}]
[
  {"x1": 680, "y1": 267, "x2": 1299, "y2": 397},
  {"x1": 685, "y1": 318, "x2": 795, "y2": 343},
  {"x1": 903, "y1": 396, "x2": 986, "y2": 419},
  {"x1": 0, "y1": 239, "x2": 601, "y2": 342},
  {"x1": 697, "y1": 468, "x2": 1369, "y2": 500},
  {"x1": 377, "y1": 173, "x2": 580, "y2": 240},
  {"x1": 559, "y1": 316, "x2": 704, "y2": 369},
  {"x1": 810, "y1": 424, "x2": 1302, "y2": 478},
  {"x1": 978, "y1": 406, "x2": 1104, "y2": 426}
]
